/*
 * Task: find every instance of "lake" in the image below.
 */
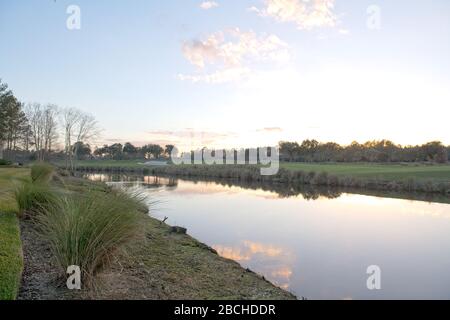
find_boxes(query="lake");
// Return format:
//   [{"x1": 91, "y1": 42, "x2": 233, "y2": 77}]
[{"x1": 83, "y1": 173, "x2": 450, "y2": 300}]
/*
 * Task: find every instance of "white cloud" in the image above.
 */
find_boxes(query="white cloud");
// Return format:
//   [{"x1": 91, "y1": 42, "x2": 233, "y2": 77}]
[
  {"x1": 200, "y1": 1, "x2": 219, "y2": 10},
  {"x1": 252, "y1": 0, "x2": 337, "y2": 30},
  {"x1": 179, "y1": 28, "x2": 290, "y2": 83}
]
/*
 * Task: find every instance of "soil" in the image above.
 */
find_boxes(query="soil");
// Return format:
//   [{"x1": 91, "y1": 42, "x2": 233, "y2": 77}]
[
  {"x1": 18, "y1": 216, "x2": 296, "y2": 300},
  {"x1": 18, "y1": 219, "x2": 75, "y2": 300}
]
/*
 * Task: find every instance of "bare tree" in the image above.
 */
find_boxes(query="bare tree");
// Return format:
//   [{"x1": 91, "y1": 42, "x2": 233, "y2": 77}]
[
  {"x1": 43, "y1": 104, "x2": 59, "y2": 157},
  {"x1": 25, "y1": 103, "x2": 45, "y2": 161},
  {"x1": 61, "y1": 107, "x2": 80, "y2": 170},
  {"x1": 74, "y1": 113, "x2": 99, "y2": 160},
  {"x1": 25, "y1": 103, "x2": 60, "y2": 161},
  {"x1": 60, "y1": 108, "x2": 100, "y2": 171}
]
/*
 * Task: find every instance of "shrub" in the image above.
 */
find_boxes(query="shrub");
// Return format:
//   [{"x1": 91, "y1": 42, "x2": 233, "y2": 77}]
[
  {"x1": 36, "y1": 189, "x2": 146, "y2": 283},
  {"x1": 0, "y1": 159, "x2": 12, "y2": 166},
  {"x1": 31, "y1": 163, "x2": 55, "y2": 183}
]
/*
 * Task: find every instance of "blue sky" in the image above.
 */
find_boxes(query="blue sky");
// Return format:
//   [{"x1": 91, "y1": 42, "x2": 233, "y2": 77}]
[{"x1": 1, "y1": 0, "x2": 450, "y2": 149}]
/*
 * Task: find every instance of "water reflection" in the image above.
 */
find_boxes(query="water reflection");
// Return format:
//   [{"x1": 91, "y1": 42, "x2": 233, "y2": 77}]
[
  {"x1": 213, "y1": 241, "x2": 294, "y2": 290},
  {"x1": 81, "y1": 173, "x2": 450, "y2": 299},
  {"x1": 83, "y1": 172, "x2": 450, "y2": 204}
]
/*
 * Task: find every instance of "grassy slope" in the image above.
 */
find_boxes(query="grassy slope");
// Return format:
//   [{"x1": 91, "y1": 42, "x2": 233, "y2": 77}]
[
  {"x1": 282, "y1": 163, "x2": 450, "y2": 182},
  {"x1": 0, "y1": 167, "x2": 28, "y2": 300},
  {"x1": 16, "y1": 173, "x2": 294, "y2": 299},
  {"x1": 68, "y1": 175, "x2": 295, "y2": 299},
  {"x1": 94, "y1": 217, "x2": 296, "y2": 300}
]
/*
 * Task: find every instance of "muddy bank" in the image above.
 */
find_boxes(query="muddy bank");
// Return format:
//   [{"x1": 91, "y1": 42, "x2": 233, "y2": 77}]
[{"x1": 18, "y1": 213, "x2": 296, "y2": 300}]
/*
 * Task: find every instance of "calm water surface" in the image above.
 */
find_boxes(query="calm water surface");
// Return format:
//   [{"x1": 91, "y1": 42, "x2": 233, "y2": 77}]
[{"x1": 85, "y1": 174, "x2": 450, "y2": 300}]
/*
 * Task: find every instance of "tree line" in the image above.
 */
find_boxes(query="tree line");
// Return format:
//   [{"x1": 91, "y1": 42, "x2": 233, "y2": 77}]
[
  {"x1": 279, "y1": 139, "x2": 449, "y2": 163},
  {"x1": 90, "y1": 143, "x2": 174, "y2": 160},
  {"x1": 0, "y1": 79, "x2": 174, "y2": 166},
  {"x1": 0, "y1": 79, "x2": 99, "y2": 170},
  {"x1": 2, "y1": 79, "x2": 449, "y2": 165}
]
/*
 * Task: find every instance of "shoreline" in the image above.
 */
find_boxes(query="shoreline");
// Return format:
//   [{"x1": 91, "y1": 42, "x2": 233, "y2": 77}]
[
  {"x1": 59, "y1": 165, "x2": 450, "y2": 197},
  {"x1": 14, "y1": 172, "x2": 296, "y2": 300},
  {"x1": 62, "y1": 163, "x2": 450, "y2": 200},
  {"x1": 83, "y1": 171, "x2": 450, "y2": 205}
]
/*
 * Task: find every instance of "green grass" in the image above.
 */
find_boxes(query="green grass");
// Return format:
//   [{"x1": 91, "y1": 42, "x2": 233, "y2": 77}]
[
  {"x1": 0, "y1": 168, "x2": 28, "y2": 300},
  {"x1": 14, "y1": 181, "x2": 59, "y2": 217},
  {"x1": 31, "y1": 163, "x2": 55, "y2": 183},
  {"x1": 0, "y1": 213, "x2": 23, "y2": 300},
  {"x1": 11, "y1": 163, "x2": 58, "y2": 217},
  {"x1": 281, "y1": 163, "x2": 450, "y2": 182},
  {"x1": 0, "y1": 168, "x2": 30, "y2": 214}
]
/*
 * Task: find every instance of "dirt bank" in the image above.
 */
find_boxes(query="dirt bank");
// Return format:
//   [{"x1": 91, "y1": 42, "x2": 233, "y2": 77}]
[{"x1": 18, "y1": 211, "x2": 296, "y2": 300}]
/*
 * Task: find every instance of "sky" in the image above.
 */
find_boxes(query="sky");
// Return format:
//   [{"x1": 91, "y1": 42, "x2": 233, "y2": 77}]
[{"x1": 1, "y1": 0, "x2": 450, "y2": 150}]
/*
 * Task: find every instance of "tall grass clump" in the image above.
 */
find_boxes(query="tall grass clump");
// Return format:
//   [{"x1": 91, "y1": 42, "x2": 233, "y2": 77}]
[
  {"x1": 14, "y1": 181, "x2": 58, "y2": 217},
  {"x1": 31, "y1": 163, "x2": 55, "y2": 183},
  {"x1": 36, "y1": 190, "x2": 146, "y2": 283}
]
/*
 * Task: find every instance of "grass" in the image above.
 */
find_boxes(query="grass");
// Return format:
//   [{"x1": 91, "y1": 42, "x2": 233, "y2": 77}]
[
  {"x1": 0, "y1": 168, "x2": 30, "y2": 213},
  {"x1": 93, "y1": 216, "x2": 296, "y2": 300},
  {"x1": 13, "y1": 164, "x2": 58, "y2": 217},
  {"x1": 0, "y1": 168, "x2": 28, "y2": 300},
  {"x1": 35, "y1": 186, "x2": 146, "y2": 284},
  {"x1": 31, "y1": 162, "x2": 55, "y2": 183},
  {"x1": 4, "y1": 163, "x2": 144, "y2": 285},
  {"x1": 14, "y1": 168, "x2": 294, "y2": 299},
  {"x1": 14, "y1": 181, "x2": 59, "y2": 217},
  {"x1": 0, "y1": 213, "x2": 23, "y2": 300},
  {"x1": 2, "y1": 165, "x2": 295, "y2": 299},
  {"x1": 281, "y1": 162, "x2": 450, "y2": 182}
]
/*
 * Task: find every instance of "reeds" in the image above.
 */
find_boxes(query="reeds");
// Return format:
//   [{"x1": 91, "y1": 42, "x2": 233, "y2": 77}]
[
  {"x1": 14, "y1": 181, "x2": 58, "y2": 216},
  {"x1": 147, "y1": 165, "x2": 450, "y2": 195},
  {"x1": 14, "y1": 163, "x2": 58, "y2": 217},
  {"x1": 35, "y1": 189, "x2": 146, "y2": 283}
]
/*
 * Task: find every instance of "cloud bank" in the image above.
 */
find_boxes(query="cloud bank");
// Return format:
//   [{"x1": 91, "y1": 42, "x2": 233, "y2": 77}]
[{"x1": 179, "y1": 28, "x2": 289, "y2": 83}]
